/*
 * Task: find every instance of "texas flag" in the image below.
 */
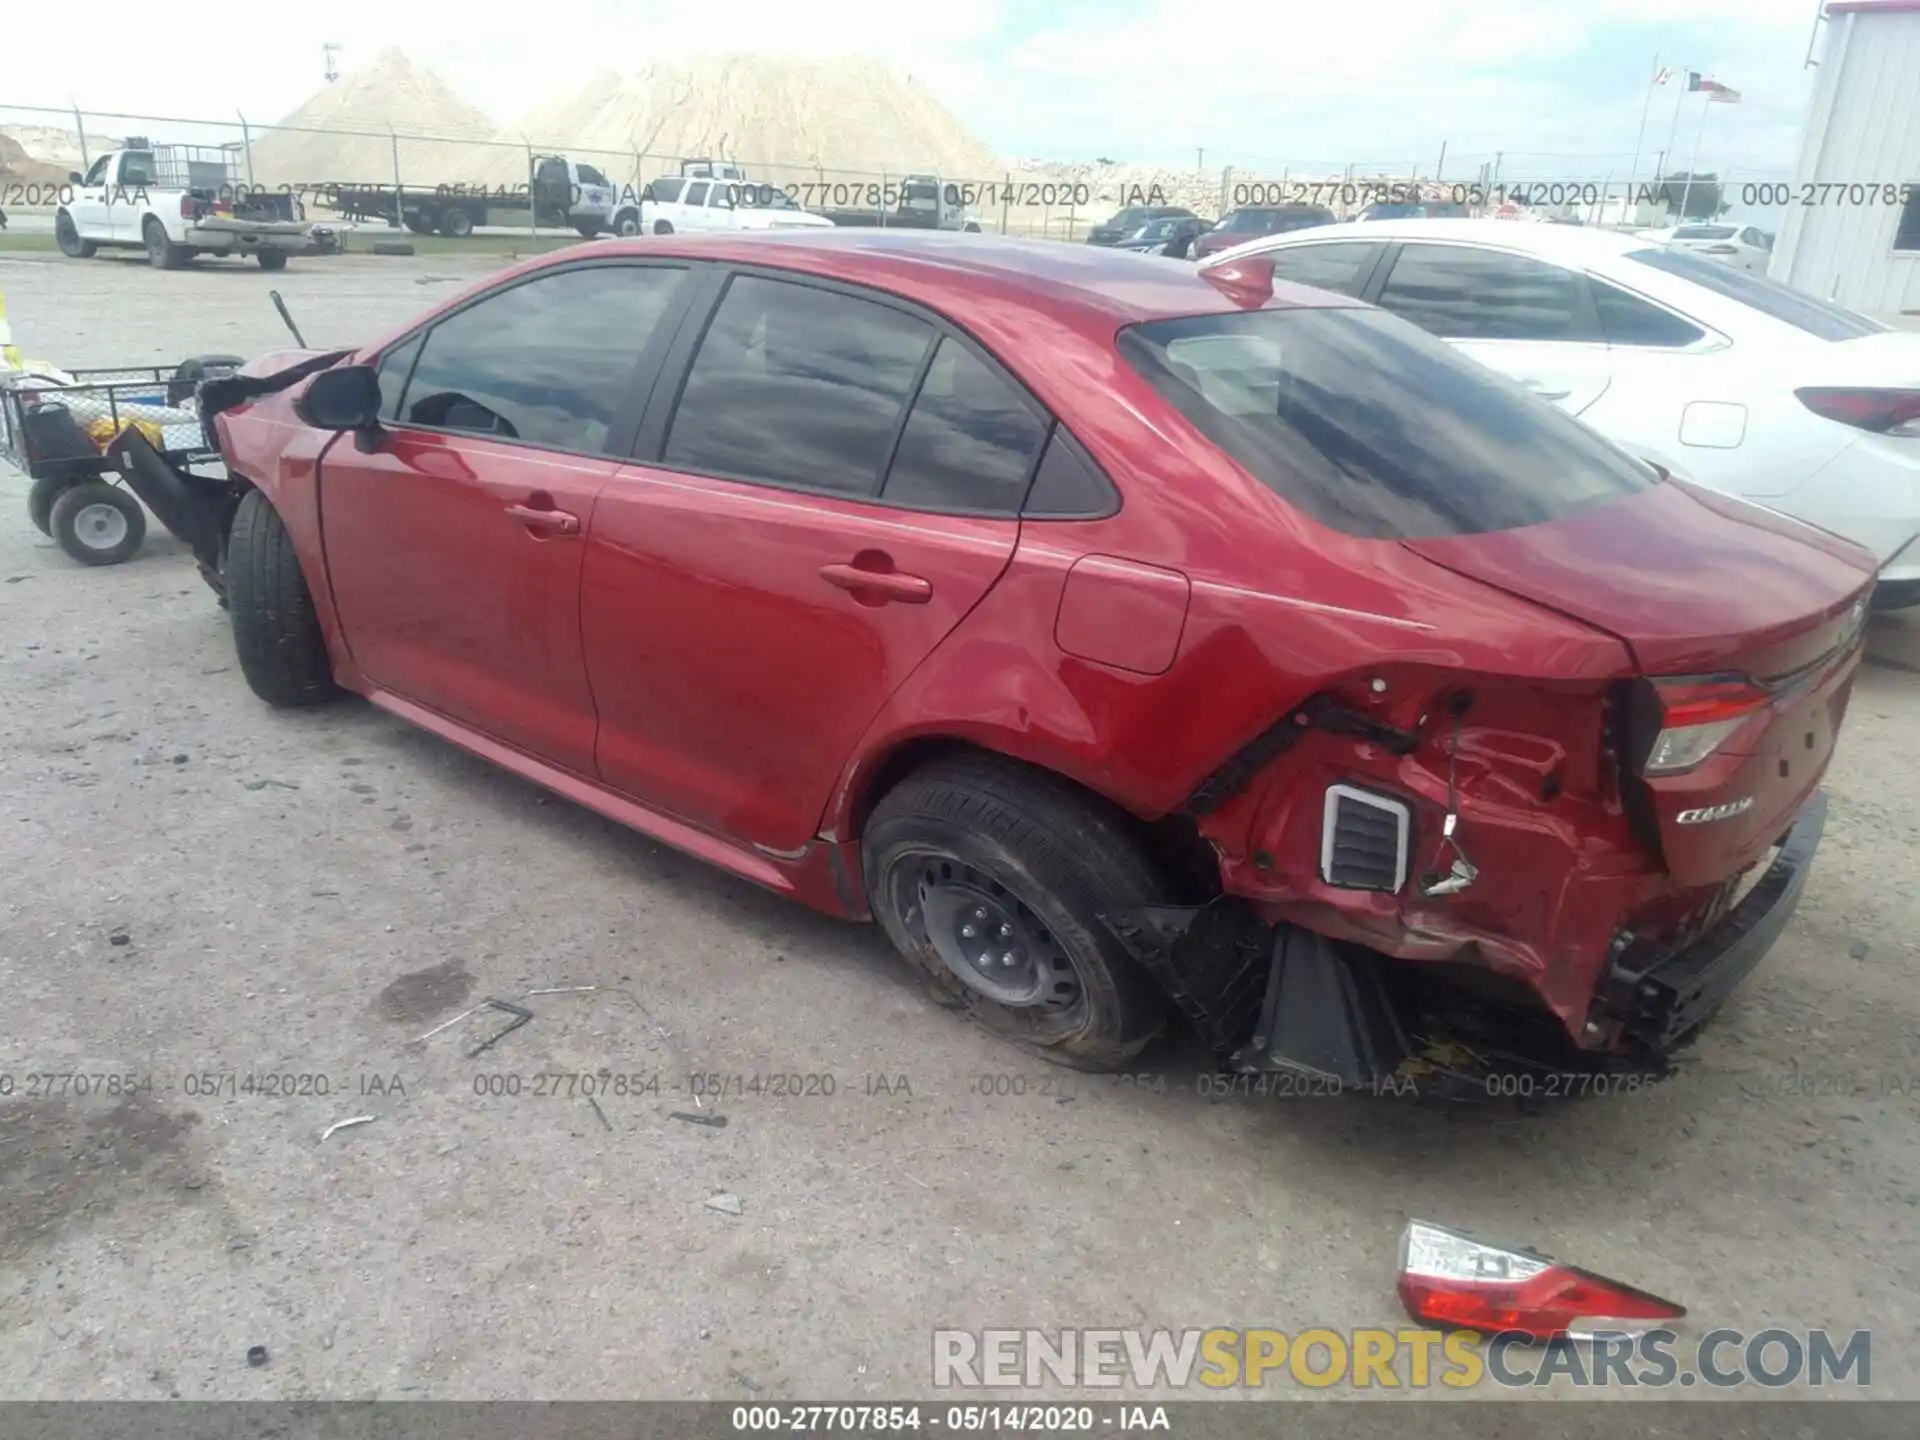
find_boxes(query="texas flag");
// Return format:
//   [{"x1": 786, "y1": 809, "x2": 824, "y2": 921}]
[{"x1": 1688, "y1": 71, "x2": 1742, "y2": 102}]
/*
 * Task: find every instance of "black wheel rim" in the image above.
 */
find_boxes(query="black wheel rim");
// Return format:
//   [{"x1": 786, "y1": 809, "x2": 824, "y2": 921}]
[{"x1": 911, "y1": 858, "x2": 1081, "y2": 1010}]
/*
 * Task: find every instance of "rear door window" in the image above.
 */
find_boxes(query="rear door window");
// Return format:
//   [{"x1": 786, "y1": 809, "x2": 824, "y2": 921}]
[
  {"x1": 1263, "y1": 243, "x2": 1381, "y2": 297},
  {"x1": 1590, "y1": 279, "x2": 1707, "y2": 348},
  {"x1": 881, "y1": 336, "x2": 1048, "y2": 513},
  {"x1": 1376, "y1": 244, "x2": 1601, "y2": 341},
  {"x1": 662, "y1": 275, "x2": 935, "y2": 495},
  {"x1": 394, "y1": 264, "x2": 690, "y2": 452},
  {"x1": 1118, "y1": 307, "x2": 1654, "y2": 540}
]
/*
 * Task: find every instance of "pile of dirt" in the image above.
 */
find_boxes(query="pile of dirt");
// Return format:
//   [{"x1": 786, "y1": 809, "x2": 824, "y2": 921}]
[
  {"x1": 491, "y1": 54, "x2": 1003, "y2": 190},
  {"x1": 248, "y1": 48, "x2": 505, "y2": 188},
  {"x1": 0, "y1": 132, "x2": 73, "y2": 188}
]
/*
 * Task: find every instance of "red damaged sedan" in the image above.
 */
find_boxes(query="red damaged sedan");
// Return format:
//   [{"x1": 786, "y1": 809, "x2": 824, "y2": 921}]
[{"x1": 124, "y1": 232, "x2": 1873, "y2": 1088}]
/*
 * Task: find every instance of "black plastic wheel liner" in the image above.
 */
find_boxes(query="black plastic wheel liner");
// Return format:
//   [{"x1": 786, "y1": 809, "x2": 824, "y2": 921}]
[{"x1": 104, "y1": 429, "x2": 230, "y2": 571}]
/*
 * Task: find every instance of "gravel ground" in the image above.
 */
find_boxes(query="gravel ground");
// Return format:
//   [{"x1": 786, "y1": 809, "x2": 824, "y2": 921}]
[{"x1": 1, "y1": 249, "x2": 1917, "y2": 1407}]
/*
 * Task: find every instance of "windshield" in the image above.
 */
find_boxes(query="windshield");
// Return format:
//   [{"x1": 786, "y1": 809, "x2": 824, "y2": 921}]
[
  {"x1": 1672, "y1": 225, "x2": 1736, "y2": 240},
  {"x1": 1118, "y1": 307, "x2": 1657, "y2": 540},
  {"x1": 1627, "y1": 247, "x2": 1885, "y2": 341}
]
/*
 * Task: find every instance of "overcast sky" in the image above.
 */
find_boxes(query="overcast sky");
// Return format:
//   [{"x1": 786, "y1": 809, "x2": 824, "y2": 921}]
[{"x1": 4, "y1": 0, "x2": 1830, "y2": 182}]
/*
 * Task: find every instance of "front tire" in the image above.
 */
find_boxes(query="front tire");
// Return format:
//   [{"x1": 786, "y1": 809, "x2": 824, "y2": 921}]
[
  {"x1": 49, "y1": 481, "x2": 146, "y2": 566},
  {"x1": 255, "y1": 250, "x2": 287, "y2": 271},
  {"x1": 226, "y1": 489, "x2": 340, "y2": 707},
  {"x1": 55, "y1": 210, "x2": 97, "y2": 258},
  {"x1": 613, "y1": 209, "x2": 641, "y2": 237},
  {"x1": 863, "y1": 756, "x2": 1171, "y2": 1070}
]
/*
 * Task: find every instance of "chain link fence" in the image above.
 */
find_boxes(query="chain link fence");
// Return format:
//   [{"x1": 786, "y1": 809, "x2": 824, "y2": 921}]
[{"x1": 2, "y1": 101, "x2": 1792, "y2": 245}]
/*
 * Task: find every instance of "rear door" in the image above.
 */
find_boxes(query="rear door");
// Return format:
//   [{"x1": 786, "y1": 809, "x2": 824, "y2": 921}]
[
  {"x1": 1260, "y1": 241, "x2": 1388, "y2": 298},
  {"x1": 321, "y1": 260, "x2": 699, "y2": 774},
  {"x1": 582, "y1": 270, "x2": 1047, "y2": 851},
  {"x1": 1366, "y1": 241, "x2": 1615, "y2": 414}
]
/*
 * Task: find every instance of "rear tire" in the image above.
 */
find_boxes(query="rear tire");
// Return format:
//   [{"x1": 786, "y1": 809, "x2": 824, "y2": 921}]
[
  {"x1": 28, "y1": 474, "x2": 71, "y2": 536},
  {"x1": 255, "y1": 250, "x2": 287, "y2": 271},
  {"x1": 652, "y1": 219, "x2": 674, "y2": 235},
  {"x1": 54, "y1": 210, "x2": 96, "y2": 258},
  {"x1": 863, "y1": 755, "x2": 1171, "y2": 1070},
  {"x1": 226, "y1": 489, "x2": 340, "y2": 707},
  {"x1": 143, "y1": 217, "x2": 186, "y2": 269},
  {"x1": 49, "y1": 481, "x2": 146, "y2": 566},
  {"x1": 440, "y1": 208, "x2": 474, "y2": 238}
]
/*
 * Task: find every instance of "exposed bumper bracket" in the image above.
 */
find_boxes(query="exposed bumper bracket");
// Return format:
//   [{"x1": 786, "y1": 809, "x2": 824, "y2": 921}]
[{"x1": 1602, "y1": 789, "x2": 1828, "y2": 1049}]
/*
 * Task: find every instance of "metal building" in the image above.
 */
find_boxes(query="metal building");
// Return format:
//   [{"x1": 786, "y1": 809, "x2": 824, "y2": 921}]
[{"x1": 1773, "y1": 0, "x2": 1920, "y2": 312}]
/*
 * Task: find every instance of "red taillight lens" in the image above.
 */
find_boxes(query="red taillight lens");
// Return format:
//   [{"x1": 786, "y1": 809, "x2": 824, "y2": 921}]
[
  {"x1": 1642, "y1": 675, "x2": 1770, "y2": 774},
  {"x1": 1796, "y1": 386, "x2": 1920, "y2": 435},
  {"x1": 1398, "y1": 1220, "x2": 1686, "y2": 1341},
  {"x1": 179, "y1": 195, "x2": 195, "y2": 219}
]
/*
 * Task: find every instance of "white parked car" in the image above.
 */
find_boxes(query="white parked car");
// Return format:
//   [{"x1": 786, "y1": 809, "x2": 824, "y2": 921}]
[
  {"x1": 1199, "y1": 218, "x2": 1920, "y2": 607},
  {"x1": 1649, "y1": 222, "x2": 1773, "y2": 273},
  {"x1": 622, "y1": 177, "x2": 835, "y2": 237}
]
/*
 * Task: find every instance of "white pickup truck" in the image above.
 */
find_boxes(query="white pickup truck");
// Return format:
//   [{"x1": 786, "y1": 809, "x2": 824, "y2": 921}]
[
  {"x1": 55, "y1": 142, "x2": 337, "y2": 270},
  {"x1": 618, "y1": 175, "x2": 836, "y2": 237}
]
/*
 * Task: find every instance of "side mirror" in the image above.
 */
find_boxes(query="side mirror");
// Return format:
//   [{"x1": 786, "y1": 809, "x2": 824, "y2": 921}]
[
  {"x1": 295, "y1": 364, "x2": 382, "y2": 433},
  {"x1": 69, "y1": 170, "x2": 84, "y2": 185}
]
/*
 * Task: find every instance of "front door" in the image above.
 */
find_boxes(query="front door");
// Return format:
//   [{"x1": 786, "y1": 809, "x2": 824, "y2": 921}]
[
  {"x1": 582, "y1": 274, "x2": 1048, "y2": 851},
  {"x1": 68, "y1": 154, "x2": 114, "y2": 242},
  {"x1": 320, "y1": 261, "x2": 699, "y2": 774}
]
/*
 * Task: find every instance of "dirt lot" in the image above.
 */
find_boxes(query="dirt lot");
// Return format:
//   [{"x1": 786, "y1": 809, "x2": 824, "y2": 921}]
[{"x1": 1, "y1": 249, "x2": 1918, "y2": 1408}]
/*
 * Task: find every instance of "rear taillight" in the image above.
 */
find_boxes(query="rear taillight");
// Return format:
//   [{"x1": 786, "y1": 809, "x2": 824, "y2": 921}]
[
  {"x1": 179, "y1": 195, "x2": 195, "y2": 219},
  {"x1": 1398, "y1": 1220, "x2": 1686, "y2": 1341},
  {"x1": 1796, "y1": 386, "x2": 1920, "y2": 436},
  {"x1": 1641, "y1": 675, "x2": 1770, "y2": 774}
]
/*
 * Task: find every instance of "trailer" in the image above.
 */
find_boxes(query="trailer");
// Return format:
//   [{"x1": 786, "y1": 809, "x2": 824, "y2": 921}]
[{"x1": 316, "y1": 155, "x2": 616, "y2": 238}]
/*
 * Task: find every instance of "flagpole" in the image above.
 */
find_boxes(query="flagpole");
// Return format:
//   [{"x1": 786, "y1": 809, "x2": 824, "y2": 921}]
[
  {"x1": 1660, "y1": 68, "x2": 1689, "y2": 218},
  {"x1": 1679, "y1": 95, "x2": 1712, "y2": 220},
  {"x1": 1624, "y1": 55, "x2": 1660, "y2": 223}
]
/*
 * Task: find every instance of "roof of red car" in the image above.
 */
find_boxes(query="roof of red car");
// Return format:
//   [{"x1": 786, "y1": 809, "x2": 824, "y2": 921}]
[{"x1": 576, "y1": 229, "x2": 1356, "y2": 328}]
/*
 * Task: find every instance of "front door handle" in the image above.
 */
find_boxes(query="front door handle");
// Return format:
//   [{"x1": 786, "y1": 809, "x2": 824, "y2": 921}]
[
  {"x1": 505, "y1": 503, "x2": 580, "y2": 536},
  {"x1": 819, "y1": 562, "x2": 933, "y2": 604}
]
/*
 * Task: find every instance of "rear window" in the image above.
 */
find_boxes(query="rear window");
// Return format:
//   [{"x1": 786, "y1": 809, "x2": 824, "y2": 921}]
[
  {"x1": 1627, "y1": 247, "x2": 1884, "y2": 341},
  {"x1": 1118, "y1": 307, "x2": 1656, "y2": 540}
]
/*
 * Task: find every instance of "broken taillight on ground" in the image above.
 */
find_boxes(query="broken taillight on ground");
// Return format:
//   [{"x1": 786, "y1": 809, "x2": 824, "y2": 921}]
[{"x1": 1396, "y1": 1219, "x2": 1687, "y2": 1341}]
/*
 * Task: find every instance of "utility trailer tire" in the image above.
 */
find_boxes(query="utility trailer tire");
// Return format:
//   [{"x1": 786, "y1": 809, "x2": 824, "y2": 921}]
[
  {"x1": 255, "y1": 250, "x2": 288, "y2": 271},
  {"x1": 226, "y1": 489, "x2": 340, "y2": 708},
  {"x1": 863, "y1": 755, "x2": 1172, "y2": 1071},
  {"x1": 28, "y1": 474, "x2": 71, "y2": 536},
  {"x1": 49, "y1": 481, "x2": 146, "y2": 566},
  {"x1": 144, "y1": 218, "x2": 187, "y2": 269},
  {"x1": 54, "y1": 210, "x2": 97, "y2": 258}
]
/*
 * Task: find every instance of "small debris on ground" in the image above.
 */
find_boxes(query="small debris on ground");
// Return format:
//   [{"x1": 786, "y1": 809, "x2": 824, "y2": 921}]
[
  {"x1": 587, "y1": 1096, "x2": 613, "y2": 1131},
  {"x1": 1851, "y1": 939, "x2": 1870, "y2": 960},
  {"x1": 244, "y1": 779, "x2": 300, "y2": 792},
  {"x1": 320, "y1": 1115, "x2": 376, "y2": 1142},
  {"x1": 108, "y1": 931, "x2": 130, "y2": 947},
  {"x1": 670, "y1": 1111, "x2": 728, "y2": 1129},
  {"x1": 705, "y1": 1192, "x2": 744, "y2": 1216},
  {"x1": 246, "y1": 1346, "x2": 269, "y2": 1368}
]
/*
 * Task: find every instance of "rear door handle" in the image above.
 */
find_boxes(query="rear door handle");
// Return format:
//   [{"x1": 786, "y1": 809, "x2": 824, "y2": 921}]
[
  {"x1": 505, "y1": 503, "x2": 581, "y2": 536},
  {"x1": 819, "y1": 562, "x2": 933, "y2": 604},
  {"x1": 1519, "y1": 378, "x2": 1573, "y2": 402}
]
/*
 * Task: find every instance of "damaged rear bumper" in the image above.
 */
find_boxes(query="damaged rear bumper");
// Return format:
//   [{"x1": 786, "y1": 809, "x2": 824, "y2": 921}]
[
  {"x1": 1103, "y1": 789, "x2": 1828, "y2": 1090},
  {"x1": 1597, "y1": 788, "x2": 1827, "y2": 1049}
]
